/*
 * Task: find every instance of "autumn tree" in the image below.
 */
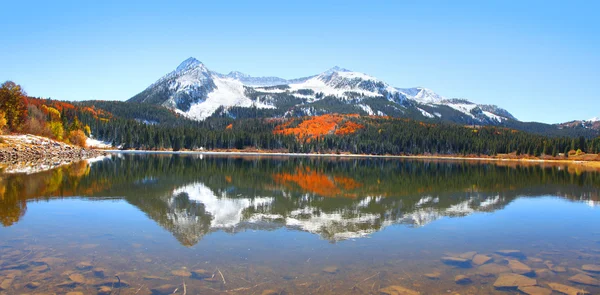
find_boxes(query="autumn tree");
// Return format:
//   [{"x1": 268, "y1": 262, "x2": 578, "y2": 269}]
[
  {"x1": 0, "y1": 111, "x2": 7, "y2": 133},
  {"x1": 0, "y1": 81, "x2": 28, "y2": 131}
]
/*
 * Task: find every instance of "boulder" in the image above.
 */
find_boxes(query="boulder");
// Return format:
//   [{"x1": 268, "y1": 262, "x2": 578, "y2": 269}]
[
  {"x1": 477, "y1": 263, "x2": 510, "y2": 276},
  {"x1": 568, "y1": 273, "x2": 600, "y2": 286},
  {"x1": 322, "y1": 266, "x2": 339, "y2": 274},
  {"x1": 191, "y1": 269, "x2": 212, "y2": 279},
  {"x1": 472, "y1": 254, "x2": 492, "y2": 265},
  {"x1": 69, "y1": 273, "x2": 86, "y2": 284},
  {"x1": 76, "y1": 261, "x2": 93, "y2": 270},
  {"x1": 171, "y1": 269, "x2": 192, "y2": 277},
  {"x1": 517, "y1": 286, "x2": 552, "y2": 295},
  {"x1": 26, "y1": 281, "x2": 41, "y2": 289},
  {"x1": 548, "y1": 282, "x2": 591, "y2": 295},
  {"x1": 458, "y1": 251, "x2": 477, "y2": 260},
  {"x1": 496, "y1": 250, "x2": 526, "y2": 259},
  {"x1": 151, "y1": 284, "x2": 177, "y2": 295},
  {"x1": 582, "y1": 264, "x2": 600, "y2": 273},
  {"x1": 441, "y1": 256, "x2": 471, "y2": 267},
  {"x1": 508, "y1": 259, "x2": 534, "y2": 275},
  {"x1": 0, "y1": 278, "x2": 13, "y2": 291},
  {"x1": 424, "y1": 272, "x2": 441, "y2": 280},
  {"x1": 97, "y1": 286, "x2": 112, "y2": 295},
  {"x1": 493, "y1": 273, "x2": 536, "y2": 289},
  {"x1": 379, "y1": 285, "x2": 420, "y2": 295},
  {"x1": 454, "y1": 275, "x2": 471, "y2": 284}
]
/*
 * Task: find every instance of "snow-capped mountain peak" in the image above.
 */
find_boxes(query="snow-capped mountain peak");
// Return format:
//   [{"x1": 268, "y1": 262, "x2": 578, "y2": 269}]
[
  {"x1": 397, "y1": 87, "x2": 445, "y2": 104},
  {"x1": 588, "y1": 117, "x2": 600, "y2": 122},
  {"x1": 129, "y1": 57, "x2": 517, "y2": 124},
  {"x1": 322, "y1": 66, "x2": 351, "y2": 75},
  {"x1": 176, "y1": 57, "x2": 205, "y2": 72},
  {"x1": 226, "y1": 71, "x2": 250, "y2": 79}
]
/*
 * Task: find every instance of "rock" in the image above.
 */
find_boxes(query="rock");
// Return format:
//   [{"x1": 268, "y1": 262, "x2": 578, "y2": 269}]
[
  {"x1": 261, "y1": 290, "x2": 280, "y2": 295},
  {"x1": 379, "y1": 285, "x2": 420, "y2": 295},
  {"x1": 548, "y1": 282, "x2": 591, "y2": 295},
  {"x1": 534, "y1": 268, "x2": 555, "y2": 279},
  {"x1": 472, "y1": 254, "x2": 492, "y2": 265},
  {"x1": 93, "y1": 268, "x2": 106, "y2": 278},
  {"x1": 0, "y1": 278, "x2": 14, "y2": 291},
  {"x1": 76, "y1": 261, "x2": 93, "y2": 270},
  {"x1": 97, "y1": 286, "x2": 112, "y2": 295},
  {"x1": 66, "y1": 292, "x2": 84, "y2": 295},
  {"x1": 582, "y1": 264, "x2": 600, "y2": 273},
  {"x1": 496, "y1": 250, "x2": 526, "y2": 259},
  {"x1": 477, "y1": 263, "x2": 510, "y2": 276},
  {"x1": 568, "y1": 273, "x2": 600, "y2": 286},
  {"x1": 458, "y1": 251, "x2": 477, "y2": 260},
  {"x1": 441, "y1": 256, "x2": 471, "y2": 267},
  {"x1": 454, "y1": 275, "x2": 471, "y2": 284},
  {"x1": 527, "y1": 257, "x2": 543, "y2": 263},
  {"x1": 32, "y1": 264, "x2": 50, "y2": 272},
  {"x1": 424, "y1": 272, "x2": 441, "y2": 280},
  {"x1": 552, "y1": 266, "x2": 567, "y2": 273},
  {"x1": 171, "y1": 269, "x2": 191, "y2": 277},
  {"x1": 493, "y1": 273, "x2": 536, "y2": 289},
  {"x1": 191, "y1": 269, "x2": 212, "y2": 279},
  {"x1": 69, "y1": 273, "x2": 86, "y2": 284},
  {"x1": 508, "y1": 259, "x2": 534, "y2": 275},
  {"x1": 322, "y1": 266, "x2": 339, "y2": 274},
  {"x1": 26, "y1": 281, "x2": 41, "y2": 289},
  {"x1": 143, "y1": 275, "x2": 168, "y2": 281},
  {"x1": 95, "y1": 280, "x2": 130, "y2": 288},
  {"x1": 151, "y1": 284, "x2": 177, "y2": 295},
  {"x1": 517, "y1": 286, "x2": 553, "y2": 295},
  {"x1": 56, "y1": 281, "x2": 78, "y2": 288}
]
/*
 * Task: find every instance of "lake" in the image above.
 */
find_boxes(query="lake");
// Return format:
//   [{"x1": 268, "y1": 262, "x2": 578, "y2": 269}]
[{"x1": 1, "y1": 154, "x2": 600, "y2": 294}]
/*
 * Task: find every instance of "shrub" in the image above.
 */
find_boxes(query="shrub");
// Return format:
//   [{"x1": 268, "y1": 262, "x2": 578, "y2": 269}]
[{"x1": 68, "y1": 130, "x2": 87, "y2": 147}]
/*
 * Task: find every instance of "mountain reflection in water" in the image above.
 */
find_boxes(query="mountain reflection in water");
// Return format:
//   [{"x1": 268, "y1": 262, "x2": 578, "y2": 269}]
[{"x1": 1, "y1": 154, "x2": 599, "y2": 247}]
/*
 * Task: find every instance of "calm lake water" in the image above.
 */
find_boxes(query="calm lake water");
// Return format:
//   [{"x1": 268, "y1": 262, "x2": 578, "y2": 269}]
[{"x1": 1, "y1": 154, "x2": 600, "y2": 294}]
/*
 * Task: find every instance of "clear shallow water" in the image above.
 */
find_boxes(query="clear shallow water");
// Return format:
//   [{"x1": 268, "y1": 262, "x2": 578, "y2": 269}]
[{"x1": 1, "y1": 154, "x2": 600, "y2": 294}]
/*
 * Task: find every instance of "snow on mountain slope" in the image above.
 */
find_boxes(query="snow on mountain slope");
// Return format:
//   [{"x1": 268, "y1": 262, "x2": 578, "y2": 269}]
[
  {"x1": 180, "y1": 76, "x2": 275, "y2": 120},
  {"x1": 397, "y1": 87, "x2": 445, "y2": 104},
  {"x1": 288, "y1": 67, "x2": 403, "y2": 102},
  {"x1": 129, "y1": 57, "x2": 516, "y2": 123}
]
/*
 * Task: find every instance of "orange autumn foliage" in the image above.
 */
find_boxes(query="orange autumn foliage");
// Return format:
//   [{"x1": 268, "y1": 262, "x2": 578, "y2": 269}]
[
  {"x1": 272, "y1": 167, "x2": 362, "y2": 198},
  {"x1": 225, "y1": 123, "x2": 233, "y2": 130},
  {"x1": 274, "y1": 114, "x2": 363, "y2": 141},
  {"x1": 334, "y1": 121, "x2": 364, "y2": 136}
]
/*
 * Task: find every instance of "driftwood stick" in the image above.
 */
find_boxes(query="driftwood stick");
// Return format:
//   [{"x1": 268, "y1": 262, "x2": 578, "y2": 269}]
[{"x1": 218, "y1": 268, "x2": 227, "y2": 285}]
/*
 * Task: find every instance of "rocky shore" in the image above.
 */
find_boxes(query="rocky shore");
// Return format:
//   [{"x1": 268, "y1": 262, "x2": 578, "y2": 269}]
[{"x1": 0, "y1": 134, "x2": 106, "y2": 174}]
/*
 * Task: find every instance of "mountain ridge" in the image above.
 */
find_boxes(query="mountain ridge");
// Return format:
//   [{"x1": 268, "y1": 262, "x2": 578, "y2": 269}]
[{"x1": 129, "y1": 57, "x2": 520, "y2": 125}]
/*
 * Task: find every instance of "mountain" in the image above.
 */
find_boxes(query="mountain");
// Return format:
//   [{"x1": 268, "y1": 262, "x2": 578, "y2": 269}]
[
  {"x1": 128, "y1": 57, "x2": 515, "y2": 124},
  {"x1": 558, "y1": 117, "x2": 600, "y2": 132}
]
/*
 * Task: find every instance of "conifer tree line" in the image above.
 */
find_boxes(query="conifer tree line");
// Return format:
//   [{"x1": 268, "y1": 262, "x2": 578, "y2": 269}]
[
  {"x1": 78, "y1": 109, "x2": 600, "y2": 157},
  {"x1": 2, "y1": 80, "x2": 599, "y2": 157}
]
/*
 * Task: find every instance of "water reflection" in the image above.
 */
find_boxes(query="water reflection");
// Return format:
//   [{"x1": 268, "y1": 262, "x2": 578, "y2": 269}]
[{"x1": 1, "y1": 154, "x2": 599, "y2": 246}]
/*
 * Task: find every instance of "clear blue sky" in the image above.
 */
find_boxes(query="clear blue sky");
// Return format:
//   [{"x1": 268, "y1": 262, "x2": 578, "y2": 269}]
[{"x1": 1, "y1": 0, "x2": 598, "y2": 123}]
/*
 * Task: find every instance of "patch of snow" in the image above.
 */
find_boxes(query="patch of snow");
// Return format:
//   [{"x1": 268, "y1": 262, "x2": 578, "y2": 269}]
[
  {"x1": 86, "y1": 137, "x2": 112, "y2": 148},
  {"x1": 357, "y1": 104, "x2": 375, "y2": 115},
  {"x1": 417, "y1": 107, "x2": 435, "y2": 118},
  {"x1": 181, "y1": 77, "x2": 275, "y2": 120},
  {"x1": 482, "y1": 111, "x2": 505, "y2": 122},
  {"x1": 479, "y1": 196, "x2": 500, "y2": 208},
  {"x1": 398, "y1": 87, "x2": 445, "y2": 104},
  {"x1": 445, "y1": 102, "x2": 478, "y2": 118}
]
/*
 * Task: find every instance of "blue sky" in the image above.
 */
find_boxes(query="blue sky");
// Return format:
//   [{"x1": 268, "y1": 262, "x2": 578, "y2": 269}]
[{"x1": 1, "y1": 0, "x2": 598, "y2": 123}]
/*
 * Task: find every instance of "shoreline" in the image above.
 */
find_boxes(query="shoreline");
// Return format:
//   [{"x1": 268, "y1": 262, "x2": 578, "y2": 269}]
[
  {"x1": 0, "y1": 134, "x2": 106, "y2": 174},
  {"x1": 103, "y1": 149, "x2": 600, "y2": 169}
]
